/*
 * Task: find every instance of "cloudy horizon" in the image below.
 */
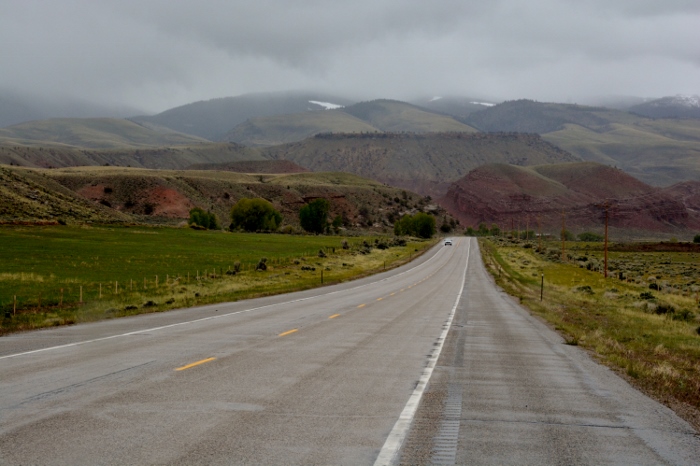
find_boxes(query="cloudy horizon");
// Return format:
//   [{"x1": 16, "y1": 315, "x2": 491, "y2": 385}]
[{"x1": 1, "y1": 0, "x2": 698, "y2": 114}]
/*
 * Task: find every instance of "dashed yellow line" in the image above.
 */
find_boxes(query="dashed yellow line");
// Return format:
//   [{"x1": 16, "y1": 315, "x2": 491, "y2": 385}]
[
  {"x1": 329, "y1": 314, "x2": 341, "y2": 319},
  {"x1": 377, "y1": 297, "x2": 383, "y2": 301},
  {"x1": 175, "y1": 357, "x2": 216, "y2": 371},
  {"x1": 390, "y1": 293, "x2": 395, "y2": 296},
  {"x1": 278, "y1": 328, "x2": 298, "y2": 337},
  {"x1": 357, "y1": 304, "x2": 366, "y2": 308}
]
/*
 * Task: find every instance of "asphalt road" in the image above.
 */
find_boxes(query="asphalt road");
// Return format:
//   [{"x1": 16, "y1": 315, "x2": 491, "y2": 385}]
[{"x1": 0, "y1": 238, "x2": 698, "y2": 465}]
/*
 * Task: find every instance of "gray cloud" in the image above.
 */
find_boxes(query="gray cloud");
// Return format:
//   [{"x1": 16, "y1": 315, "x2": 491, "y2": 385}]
[{"x1": 1, "y1": 0, "x2": 698, "y2": 113}]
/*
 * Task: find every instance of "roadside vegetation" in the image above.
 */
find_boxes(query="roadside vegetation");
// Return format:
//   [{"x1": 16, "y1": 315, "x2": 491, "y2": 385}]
[
  {"x1": 0, "y1": 225, "x2": 433, "y2": 335},
  {"x1": 479, "y1": 236, "x2": 700, "y2": 428}
]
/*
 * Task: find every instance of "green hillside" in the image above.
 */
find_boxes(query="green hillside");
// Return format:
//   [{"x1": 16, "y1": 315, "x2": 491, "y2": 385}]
[
  {"x1": 131, "y1": 91, "x2": 355, "y2": 140},
  {"x1": 342, "y1": 99, "x2": 478, "y2": 133},
  {"x1": 222, "y1": 110, "x2": 377, "y2": 146},
  {"x1": 464, "y1": 100, "x2": 700, "y2": 186},
  {"x1": 0, "y1": 118, "x2": 209, "y2": 149}
]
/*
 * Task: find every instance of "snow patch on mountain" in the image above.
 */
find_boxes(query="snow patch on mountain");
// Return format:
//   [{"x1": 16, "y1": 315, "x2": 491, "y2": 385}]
[
  {"x1": 649, "y1": 95, "x2": 700, "y2": 108},
  {"x1": 429, "y1": 96, "x2": 443, "y2": 102},
  {"x1": 471, "y1": 101, "x2": 495, "y2": 107},
  {"x1": 309, "y1": 101, "x2": 344, "y2": 110}
]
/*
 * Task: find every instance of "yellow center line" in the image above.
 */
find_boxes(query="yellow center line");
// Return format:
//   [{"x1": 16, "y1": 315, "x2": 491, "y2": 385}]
[
  {"x1": 329, "y1": 314, "x2": 341, "y2": 319},
  {"x1": 377, "y1": 297, "x2": 383, "y2": 301},
  {"x1": 401, "y1": 289, "x2": 405, "y2": 292},
  {"x1": 278, "y1": 328, "x2": 298, "y2": 337},
  {"x1": 390, "y1": 293, "x2": 395, "y2": 296},
  {"x1": 175, "y1": 357, "x2": 216, "y2": 371},
  {"x1": 357, "y1": 304, "x2": 366, "y2": 308}
]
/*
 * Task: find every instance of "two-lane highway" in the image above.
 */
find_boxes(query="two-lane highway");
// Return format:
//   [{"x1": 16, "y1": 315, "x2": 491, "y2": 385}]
[
  {"x1": 0, "y1": 238, "x2": 469, "y2": 464},
  {"x1": 1, "y1": 238, "x2": 698, "y2": 465}
]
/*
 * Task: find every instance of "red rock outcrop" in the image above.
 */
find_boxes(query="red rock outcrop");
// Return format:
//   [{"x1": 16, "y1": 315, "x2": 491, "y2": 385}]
[{"x1": 440, "y1": 162, "x2": 700, "y2": 233}]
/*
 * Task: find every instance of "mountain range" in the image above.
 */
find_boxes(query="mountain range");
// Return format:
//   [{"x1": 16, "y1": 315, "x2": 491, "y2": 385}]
[{"x1": 1, "y1": 90, "x2": 700, "y2": 234}]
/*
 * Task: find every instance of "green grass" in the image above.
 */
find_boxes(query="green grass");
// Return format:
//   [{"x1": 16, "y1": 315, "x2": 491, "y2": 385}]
[
  {"x1": 480, "y1": 238, "x2": 700, "y2": 427},
  {"x1": 0, "y1": 225, "x2": 432, "y2": 334}
]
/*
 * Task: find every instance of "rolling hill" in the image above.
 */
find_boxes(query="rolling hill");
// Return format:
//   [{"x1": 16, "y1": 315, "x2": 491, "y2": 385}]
[
  {"x1": 463, "y1": 100, "x2": 700, "y2": 186},
  {"x1": 440, "y1": 162, "x2": 700, "y2": 234},
  {"x1": 0, "y1": 165, "x2": 450, "y2": 232},
  {"x1": 262, "y1": 132, "x2": 577, "y2": 198},
  {"x1": 341, "y1": 100, "x2": 478, "y2": 133},
  {"x1": 221, "y1": 99, "x2": 478, "y2": 147},
  {"x1": 130, "y1": 91, "x2": 355, "y2": 141},
  {"x1": 0, "y1": 118, "x2": 210, "y2": 149},
  {"x1": 222, "y1": 110, "x2": 377, "y2": 146},
  {"x1": 0, "y1": 143, "x2": 264, "y2": 170}
]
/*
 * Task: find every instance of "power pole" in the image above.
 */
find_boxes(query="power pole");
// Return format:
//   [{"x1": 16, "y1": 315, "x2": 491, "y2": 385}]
[
  {"x1": 526, "y1": 215, "x2": 530, "y2": 241},
  {"x1": 594, "y1": 201, "x2": 611, "y2": 278},
  {"x1": 603, "y1": 201, "x2": 609, "y2": 278}
]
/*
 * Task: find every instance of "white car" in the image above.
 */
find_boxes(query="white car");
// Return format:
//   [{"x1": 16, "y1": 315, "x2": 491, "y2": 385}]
[{"x1": 444, "y1": 239, "x2": 453, "y2": 246}]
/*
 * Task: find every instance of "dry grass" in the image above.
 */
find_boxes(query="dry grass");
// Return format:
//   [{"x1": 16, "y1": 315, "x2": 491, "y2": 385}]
[{"x1": 480, "y1": 238, "x2": 700, "y2": 428}]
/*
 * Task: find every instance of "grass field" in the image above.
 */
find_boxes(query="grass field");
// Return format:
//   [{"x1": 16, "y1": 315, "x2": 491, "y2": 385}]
[
  {"x1": 0, "y1": 225, "x2": 432, "y2": 334},
  {"x1": 480, "y1": 238, "x2": 700, "y2": 428}
]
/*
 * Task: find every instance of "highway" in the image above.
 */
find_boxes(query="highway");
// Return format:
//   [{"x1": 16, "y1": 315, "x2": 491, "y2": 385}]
[{"x1": 0, "y1": 238, "x2": 698, "y2": 465}]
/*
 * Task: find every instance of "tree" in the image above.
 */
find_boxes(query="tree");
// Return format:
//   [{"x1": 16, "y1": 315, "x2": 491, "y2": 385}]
[
  {"x1": 189, "y1": 207, "x2": 220, "y2": 230},
  {"x1": 299, "y1": 198, "x2": 330, "y2": 234},
  {"x1": 230, "y1": 198, "x2": 282, "y2": 232},
  {"x1": 694, "y1": 234, "x2": 700, "y2": 244},
  {"x1": 393, "y1": 212, "x2": 436, "y2": 239}
]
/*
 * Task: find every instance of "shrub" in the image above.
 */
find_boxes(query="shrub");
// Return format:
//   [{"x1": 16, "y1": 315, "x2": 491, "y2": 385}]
[
  {"x1": 649, "y1": 283, "x2": 660, "y2": 290},
  {"x1": 672, "y1": 309, "x2": 695, "y2": 322},
  {"x1": 694, "y1": 234, "x2": 700, "y2": 244},
  {"x1": 578, "y1": 232, "x2": 604, "y2": 242},
  {"x1": 299, "y1": 198, "x2": 330, "y2": 234},
  {"x1": 256, "y1": 257, "x2": 268, "y2": 271},
  {"x1": 640, "y1": 291, "x2": 655, "y2": 300},
  {"x1": 654, "y1": 303, "x2": 675, "y2": 315},
  {"x1": 230, "y1": 198, "x2": 282, "y2": 232},
  {"x1": 189, "y1": 207, "x2": 220, "y2": 229}
]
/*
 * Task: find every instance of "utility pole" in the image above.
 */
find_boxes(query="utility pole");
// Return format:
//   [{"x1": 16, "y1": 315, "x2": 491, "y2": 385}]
[
  {"x1": 603, "y1": 201, "x2": 610, "y2": 278},
  {"x1": 526, "y1": 215, "x2": 530, "y2": 241}
]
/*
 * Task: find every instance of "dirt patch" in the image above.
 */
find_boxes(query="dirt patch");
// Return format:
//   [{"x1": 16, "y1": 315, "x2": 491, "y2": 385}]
[{"x1": 145, "y1": 186, "x2": 194, "y2": 218}]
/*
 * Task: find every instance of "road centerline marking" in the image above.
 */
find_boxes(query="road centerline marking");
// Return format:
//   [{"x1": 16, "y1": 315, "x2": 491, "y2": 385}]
[
  {"x1": 278, "y1": 328, "x2": 298, "y2": 337},
  {"x1": 328, "y1": 314, "x2": 341, "y2": 319},
  {"x1": 175, "y1": 357, "x2": 216, "y2": 371},
  {"x1": 1, "y1": 240, "x2": 450, "y2": 361},
  {"x1": 357, "y1": 304, "x2": 366, "y2": 308}
]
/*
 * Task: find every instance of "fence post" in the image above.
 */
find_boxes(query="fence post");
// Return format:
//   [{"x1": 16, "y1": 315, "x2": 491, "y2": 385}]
[
  {"x1": 540, "y1": 274, "x2": 544, "y2": 301},
  {"x1": 13, "y1": 295, "x2": 16, "y2": 315},
  {"x1": 79, "y1": 286, "x2": 83, "y2": 303},
  {"x1": 60, "y1": 288, "x2": 63, "y2": 306}
]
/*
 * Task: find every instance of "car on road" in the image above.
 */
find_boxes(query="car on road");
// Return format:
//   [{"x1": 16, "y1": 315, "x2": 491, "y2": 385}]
[{"x1": 444, "y1": 239, "x2": 452, "y2": 246}]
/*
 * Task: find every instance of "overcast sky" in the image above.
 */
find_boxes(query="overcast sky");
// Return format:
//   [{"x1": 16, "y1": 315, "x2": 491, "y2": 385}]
[{"x1": 1, "y1": 0, "x2": 699, "y2": 113}]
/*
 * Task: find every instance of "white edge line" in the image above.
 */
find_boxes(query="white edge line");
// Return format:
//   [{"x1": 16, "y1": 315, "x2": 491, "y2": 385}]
[
  {"x1": 373, "y1": 238, "x2": 470, "y2": 466},
  {"x1": 0, "y1": 241, "x2": 447, "y2": 361}
]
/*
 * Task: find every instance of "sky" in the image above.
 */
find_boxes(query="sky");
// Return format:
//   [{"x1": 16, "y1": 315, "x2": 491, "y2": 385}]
[{"x1": 1, "y1": 0, "x2": 699, "y2": 114}]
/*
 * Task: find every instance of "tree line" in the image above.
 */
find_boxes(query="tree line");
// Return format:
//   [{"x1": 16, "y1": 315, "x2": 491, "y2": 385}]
[{"x1": 189, "y1": 197, "x2": 437, "y2": 238}]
